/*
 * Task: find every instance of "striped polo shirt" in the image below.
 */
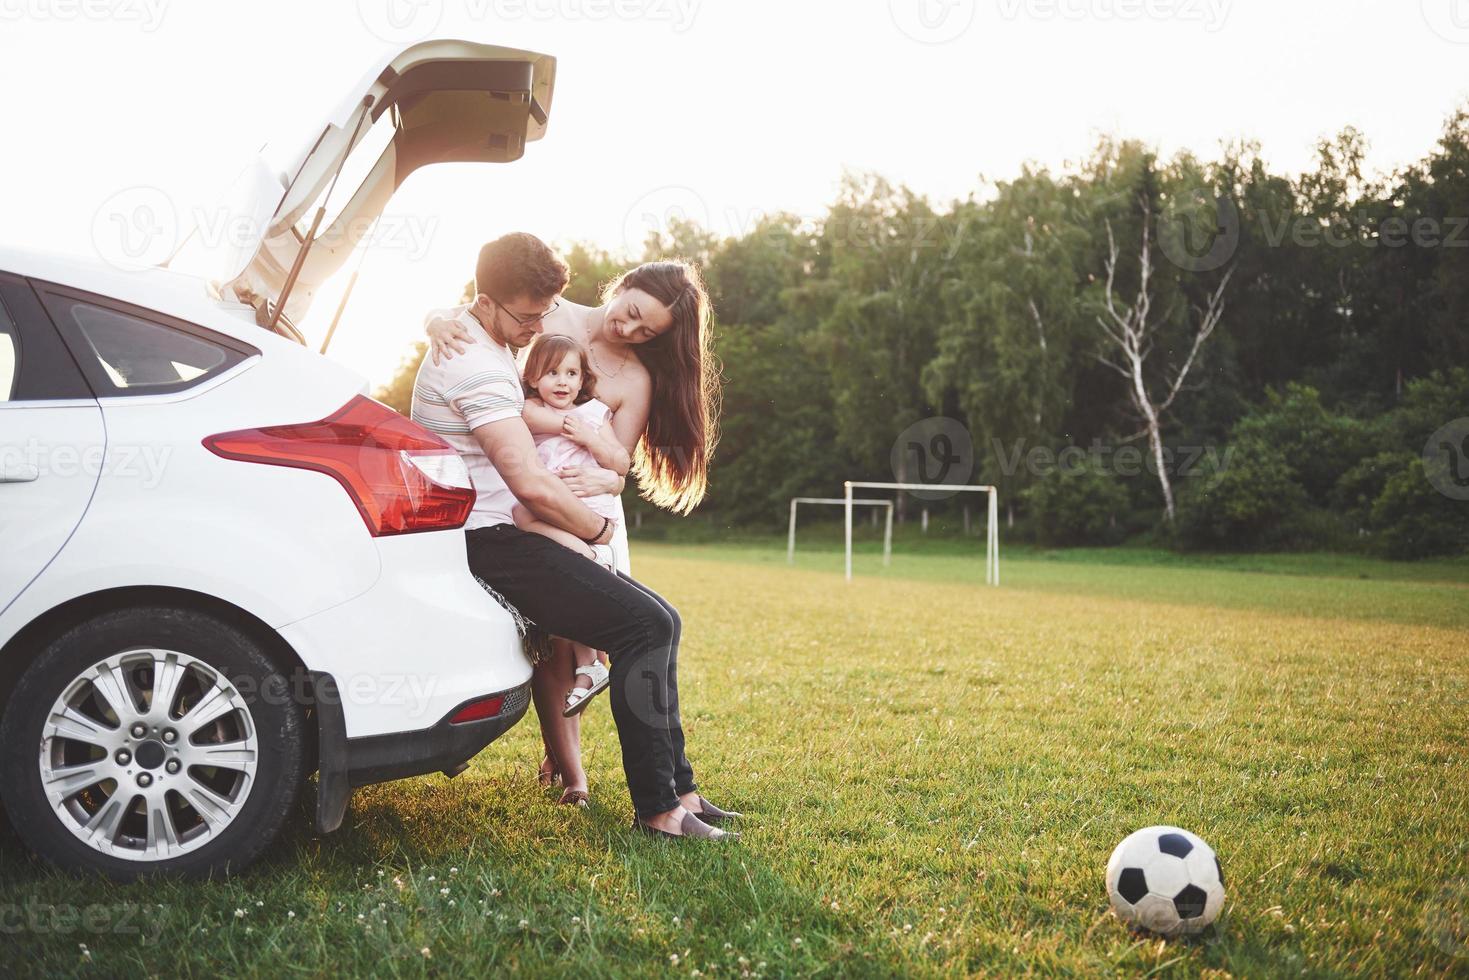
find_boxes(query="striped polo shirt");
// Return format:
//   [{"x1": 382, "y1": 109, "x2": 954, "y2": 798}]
[{"x1": 410, "y1": 305, "x2": 524, "y2": 529}]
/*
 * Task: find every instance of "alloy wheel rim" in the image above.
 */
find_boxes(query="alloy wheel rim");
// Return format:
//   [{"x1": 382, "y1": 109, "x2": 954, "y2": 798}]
[{"x1": 38, "y1": 648, "x2": 259, "y2": 862}]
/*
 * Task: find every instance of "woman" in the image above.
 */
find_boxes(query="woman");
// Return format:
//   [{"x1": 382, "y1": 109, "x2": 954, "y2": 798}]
[{"x1": 428, "y1": 259, "x2": 723, "y2": 809}]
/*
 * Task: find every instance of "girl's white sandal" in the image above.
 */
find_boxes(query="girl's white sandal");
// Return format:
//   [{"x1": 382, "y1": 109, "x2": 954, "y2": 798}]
[{"x1": 563, "y1": 661, "x2": 611, "y2": 717}]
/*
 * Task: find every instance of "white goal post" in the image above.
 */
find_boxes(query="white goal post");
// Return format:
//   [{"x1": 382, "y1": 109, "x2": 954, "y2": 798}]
[
  {"x1": 843, "y1": 482, "x2": 999, "y2": 586},
  {"x1": 788, "y1": 497, "x2": 895, "y2": 566}
]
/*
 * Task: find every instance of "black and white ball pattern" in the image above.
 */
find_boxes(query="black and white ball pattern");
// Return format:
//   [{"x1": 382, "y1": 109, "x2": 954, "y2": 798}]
[{"x1": 1106, "y1": 826, "x2": 1225, "y2": 937}]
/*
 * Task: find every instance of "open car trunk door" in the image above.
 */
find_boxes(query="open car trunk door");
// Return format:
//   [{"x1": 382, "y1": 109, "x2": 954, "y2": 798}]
[{"x1": 211, "y1": 39, "x2": 555, "y2": 334}]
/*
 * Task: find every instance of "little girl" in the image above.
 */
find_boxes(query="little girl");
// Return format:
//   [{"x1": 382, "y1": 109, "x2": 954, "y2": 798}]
[{"x1": 511, "y1": 335, "x2": 630, "y2": 717}]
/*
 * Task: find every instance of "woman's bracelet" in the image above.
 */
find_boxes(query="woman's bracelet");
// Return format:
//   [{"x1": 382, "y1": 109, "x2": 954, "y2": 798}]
[{"x1": 582, "y1": 516, "x2": 611, "y2": 546}]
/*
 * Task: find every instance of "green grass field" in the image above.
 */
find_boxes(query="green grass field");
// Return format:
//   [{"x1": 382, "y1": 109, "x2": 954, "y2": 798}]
[{"x1": 4, "y1": 537, "x2": 1468, "y2": 977}]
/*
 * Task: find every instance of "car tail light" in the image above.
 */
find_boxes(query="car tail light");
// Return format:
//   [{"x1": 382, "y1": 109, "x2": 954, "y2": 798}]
[
  {"x1": 203, "y1": 395, "x2": 475, "y2": 536},
  {"x1": 448, "y1": 694, "x2": 506, "y2": 725}
]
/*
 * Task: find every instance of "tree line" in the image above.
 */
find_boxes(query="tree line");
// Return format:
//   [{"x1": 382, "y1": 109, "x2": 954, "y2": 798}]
[{"x1": 380, "y1": 107, "x2": 1469, "y2": 558}]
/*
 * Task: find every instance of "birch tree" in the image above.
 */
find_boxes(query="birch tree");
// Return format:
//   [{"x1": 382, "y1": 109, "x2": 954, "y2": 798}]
[{"x1": 1096, "y1": 200, "x2": 1235, "y2": 521}]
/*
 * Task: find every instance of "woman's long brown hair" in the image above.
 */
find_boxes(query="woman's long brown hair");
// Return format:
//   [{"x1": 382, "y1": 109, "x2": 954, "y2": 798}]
[{"x1": 605, "y1": 260, "x2": 720, "y2": 515}]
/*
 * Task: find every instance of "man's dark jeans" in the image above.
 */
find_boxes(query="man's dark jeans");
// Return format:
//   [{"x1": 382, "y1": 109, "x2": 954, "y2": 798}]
[{"x1": 465, "y1": 524, "x2": 696, "y2": 818}]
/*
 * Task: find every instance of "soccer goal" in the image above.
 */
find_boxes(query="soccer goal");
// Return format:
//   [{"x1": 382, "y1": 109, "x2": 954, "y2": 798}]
[
  {"x1": 788, "y1": 497, "x2": 895, "y2": 566},
  {"x1": 842, "y1": 481, "x2": 999, "y2": 586}
]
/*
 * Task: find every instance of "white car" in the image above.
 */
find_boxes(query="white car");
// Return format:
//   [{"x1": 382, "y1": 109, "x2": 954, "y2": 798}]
[{"x1": 0, "y1": 40, "x2": 556, "y2": 879}]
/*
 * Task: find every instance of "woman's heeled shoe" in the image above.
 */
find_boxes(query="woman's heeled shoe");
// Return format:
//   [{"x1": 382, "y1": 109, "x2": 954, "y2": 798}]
[
  {"x1": 537, "y1": 756, "x2": 561, "y2": 788},
  {"x1": 632, "y1": 812, "x2": 738, "y2": 841},
  {"x1": 558, "y1": 788, "x2": 589, "y2": 808},
  {"x1": 688, "y1": 795, "x2": 742, "y2": 827}
]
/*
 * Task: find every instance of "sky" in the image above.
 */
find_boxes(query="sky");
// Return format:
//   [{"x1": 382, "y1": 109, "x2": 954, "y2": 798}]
[{"x1": 1, "y1": 0, "x2": 1466, "y2": 386}]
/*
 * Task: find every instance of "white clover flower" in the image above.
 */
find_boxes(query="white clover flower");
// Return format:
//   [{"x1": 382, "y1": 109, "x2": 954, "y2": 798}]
[
  {"x1": 440, "y1": 888, "x2": 450, "y2": 896},
  {"x1": 519, "y1": 919, "x2": 529, "y2": 929},
  {"x1": 234, "y1": 908, "x2": 246, "y2": 919}
]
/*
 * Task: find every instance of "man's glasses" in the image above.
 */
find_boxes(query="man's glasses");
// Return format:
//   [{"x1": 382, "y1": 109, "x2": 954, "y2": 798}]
[{"x1": 491, "y1": 296, "x2": 560, "y2": 326}]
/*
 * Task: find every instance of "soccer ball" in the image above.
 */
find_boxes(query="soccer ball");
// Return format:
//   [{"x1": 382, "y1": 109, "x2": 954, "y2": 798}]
[{"x1": 1105, "y1": 826, "x2": 1225, "y2": 937}]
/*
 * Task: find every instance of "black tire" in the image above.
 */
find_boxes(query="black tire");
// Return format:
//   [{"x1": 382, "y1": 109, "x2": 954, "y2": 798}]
[{"x1": 0, "y1": 606, "x2": 304, "y2": 880}]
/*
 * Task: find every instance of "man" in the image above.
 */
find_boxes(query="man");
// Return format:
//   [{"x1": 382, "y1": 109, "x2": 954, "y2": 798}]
[{"x1": 411, "y1": 232, "x2": 736, "y2": 841}]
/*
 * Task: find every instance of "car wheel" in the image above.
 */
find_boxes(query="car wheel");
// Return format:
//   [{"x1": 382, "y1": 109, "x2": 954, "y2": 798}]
[{"x1": 0, "y1": 606, "x2": 304, "y2": 879}]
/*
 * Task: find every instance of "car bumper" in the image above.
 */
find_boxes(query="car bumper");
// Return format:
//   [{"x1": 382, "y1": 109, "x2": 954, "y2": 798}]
[
  {"x1": 346, "y1": 681, "x2": 532, "y2": 785},
  {"x1": 311, "y1": 672, "x2": 532, "y2": 832},
  {"x1": 277, "y1": 529, "x2": 532, "y2": 740}
]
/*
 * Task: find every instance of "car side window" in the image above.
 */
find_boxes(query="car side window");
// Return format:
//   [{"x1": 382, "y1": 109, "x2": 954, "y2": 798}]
[
  {"x1": 41, "y1": 292, "x2": 252, "y2": 397},
  {"x1": 0, "y1": 276, "x2": 92, "y2": 401},
  {"x1": 0, "y1": 299, "x2": 16, "y2": 402}
]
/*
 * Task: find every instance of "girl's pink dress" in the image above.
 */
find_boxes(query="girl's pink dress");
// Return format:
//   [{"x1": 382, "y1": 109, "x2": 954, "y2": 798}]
[{"x1": 532, "y1": 398, "x2": 620, "y2": 520}]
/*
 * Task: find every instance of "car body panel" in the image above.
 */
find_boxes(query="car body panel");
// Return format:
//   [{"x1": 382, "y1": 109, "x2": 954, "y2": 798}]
[
  {"x1": 0, "y1": 351, "x2": 383, "y2": 641},
  {"x1": 0, "y1": 401, "x2": 106, "y2": 617},
  {"x1": 280, "y1": 531, "x2": 531, "y2": 739}
]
